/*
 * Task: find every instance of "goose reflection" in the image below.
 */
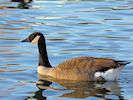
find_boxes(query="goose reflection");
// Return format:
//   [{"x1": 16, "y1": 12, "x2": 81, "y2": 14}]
[
  {"x1": 30, "y1": 75, "x2": 124, "y2": 100},
  {"x1": 24, "y1": 79, "x2": 52, "y2": 100}
]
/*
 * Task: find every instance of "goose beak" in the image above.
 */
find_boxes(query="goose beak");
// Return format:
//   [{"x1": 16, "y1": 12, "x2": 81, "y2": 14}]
[{"x1": 21, "y1": 38, "x2": 30, "y2": 42}]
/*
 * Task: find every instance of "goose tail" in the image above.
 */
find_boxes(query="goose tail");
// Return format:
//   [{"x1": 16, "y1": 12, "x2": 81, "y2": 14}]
[{"x1": 114, "y1": 60, "x2": 131, "y2": 66}]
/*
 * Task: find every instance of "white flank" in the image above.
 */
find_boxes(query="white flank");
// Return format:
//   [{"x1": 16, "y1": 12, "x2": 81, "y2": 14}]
[
  {"x1": 95, "y1": 66, "x2": 124, "y2": 81},
  {"x1": 31, "y1": 35, "x2": 41, "y2": 44}
]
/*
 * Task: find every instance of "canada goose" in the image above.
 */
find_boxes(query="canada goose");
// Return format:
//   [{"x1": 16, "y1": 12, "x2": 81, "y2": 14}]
[{"x1": 22, "y1": 32, "x2": 130, "y2": 81}]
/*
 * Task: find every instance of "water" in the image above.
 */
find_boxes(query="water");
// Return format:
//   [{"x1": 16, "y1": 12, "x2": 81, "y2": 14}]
[{"x1": 0, "y1": 0, "x2": 133, "y2": 100}]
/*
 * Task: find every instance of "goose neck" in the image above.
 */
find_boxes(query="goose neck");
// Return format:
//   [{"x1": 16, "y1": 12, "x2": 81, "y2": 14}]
[{"x1": 38, "y1": 37, "x2": 51, "y2": 67}]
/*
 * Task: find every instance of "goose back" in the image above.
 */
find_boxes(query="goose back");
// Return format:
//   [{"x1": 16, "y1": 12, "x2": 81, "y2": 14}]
[{"x1": 56, "y1": 56, "x2": 116, "y2": 71}]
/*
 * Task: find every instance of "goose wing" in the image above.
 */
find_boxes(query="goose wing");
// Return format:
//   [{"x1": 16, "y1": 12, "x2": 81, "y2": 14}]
[{"x1": 56, "y1": 56, "x2": 120, "y2": 72}]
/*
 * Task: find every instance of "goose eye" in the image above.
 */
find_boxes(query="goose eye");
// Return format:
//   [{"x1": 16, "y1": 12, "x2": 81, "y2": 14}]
[
  {"x1": 32, "y1": 35, "x2": 35, "y2": 38},
  {"x1": 29, "y1": 34, "x2": 35, "y2": 39}
]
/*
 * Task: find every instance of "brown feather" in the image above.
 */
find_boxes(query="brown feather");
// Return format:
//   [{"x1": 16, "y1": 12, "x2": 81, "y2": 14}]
[
  {"x1": 56, "y1": 56, "x2": 116, "y2": 71},
  {"x1": 50, "y1": 56, "x2": 117, "y2": 81}
]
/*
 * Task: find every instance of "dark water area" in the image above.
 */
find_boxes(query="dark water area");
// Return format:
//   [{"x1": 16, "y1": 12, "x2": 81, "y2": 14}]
[{"x1": 0, "y1": 0, "x2": 133, "y2": 100}]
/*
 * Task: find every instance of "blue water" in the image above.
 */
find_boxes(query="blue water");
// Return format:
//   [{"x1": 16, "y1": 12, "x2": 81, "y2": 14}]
[{"x1": 0, "y1": 0, "x2": 133, "y2": 100}]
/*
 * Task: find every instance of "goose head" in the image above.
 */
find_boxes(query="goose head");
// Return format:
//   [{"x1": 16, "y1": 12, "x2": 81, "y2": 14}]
[
  {"x1": 22, "y1": 32, "x2": 51, "y2": 67},
  {"x1": 22, "y1": 32, "x2": 43, "y2": 44}
]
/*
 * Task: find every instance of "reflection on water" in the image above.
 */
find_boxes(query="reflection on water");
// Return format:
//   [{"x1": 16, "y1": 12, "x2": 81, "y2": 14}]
[
  {"x1": 0, "y1": 0, "x2": 133, "y2": 100},
  {"x1": 27, "y1": 75, "x2": 124, "y2": 100}
]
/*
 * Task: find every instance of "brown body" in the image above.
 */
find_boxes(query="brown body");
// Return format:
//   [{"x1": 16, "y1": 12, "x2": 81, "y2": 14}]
[{"x1": 38, "y1": 56, "x2": 117, "y2": 81}]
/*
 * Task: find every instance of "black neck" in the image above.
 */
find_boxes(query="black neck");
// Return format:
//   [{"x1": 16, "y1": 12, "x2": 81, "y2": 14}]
[{"x1": 38, "y1": 36, "x2": 52, "y2": 67}]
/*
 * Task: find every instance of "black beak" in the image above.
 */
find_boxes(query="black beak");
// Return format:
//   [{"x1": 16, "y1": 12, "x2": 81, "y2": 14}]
[{"x1": 21, "y1": 38, "x2": 30, "y2": 42}]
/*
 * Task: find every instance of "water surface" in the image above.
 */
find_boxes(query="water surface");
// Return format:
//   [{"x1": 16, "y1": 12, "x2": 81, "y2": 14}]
[{"x1": 0, "y1": 0, "x2": 133, "y2": 100}]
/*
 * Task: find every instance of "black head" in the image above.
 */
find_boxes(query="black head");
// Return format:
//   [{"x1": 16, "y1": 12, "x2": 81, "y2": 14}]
[{"x1": 22, "y1": 32, "x2": 44, "y2": 44}]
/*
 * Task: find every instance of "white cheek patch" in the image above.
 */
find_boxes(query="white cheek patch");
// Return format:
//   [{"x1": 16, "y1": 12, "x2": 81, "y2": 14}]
[
  {"x1": 95, "y1": 66, "x2": 124, "y2": 81},
  {"x1": 31, "y1": 35, "x2": 41, "y2": 44}
]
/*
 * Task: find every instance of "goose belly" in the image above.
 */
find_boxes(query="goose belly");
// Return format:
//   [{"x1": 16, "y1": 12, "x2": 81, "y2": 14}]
[{"x1": 95, "y1": 66, "x2": 124, "y2": 81}]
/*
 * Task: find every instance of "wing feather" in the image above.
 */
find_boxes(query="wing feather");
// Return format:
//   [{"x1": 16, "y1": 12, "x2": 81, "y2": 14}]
[{"x1": 56, "y1": 56, "x2": 117, "y2": 72}]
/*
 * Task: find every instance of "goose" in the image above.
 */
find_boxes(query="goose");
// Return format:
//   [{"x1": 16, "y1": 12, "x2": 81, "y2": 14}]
[{"x1": 22, "y1": 32, "x2": 130, "y2": 81}]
